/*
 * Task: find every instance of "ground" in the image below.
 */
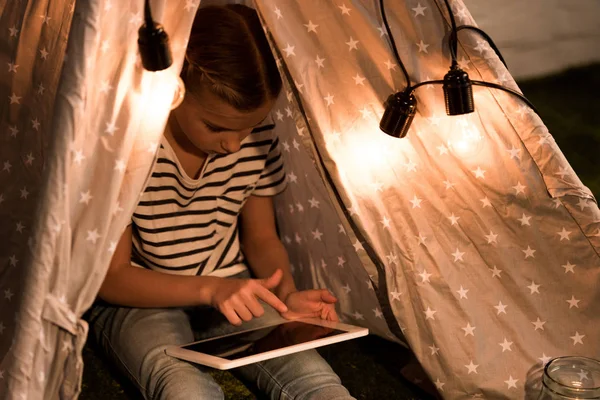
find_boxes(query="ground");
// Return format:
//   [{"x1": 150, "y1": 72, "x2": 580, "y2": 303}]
[{"x1": 80, "y1": 63, "x2": 600, "y2": 399}]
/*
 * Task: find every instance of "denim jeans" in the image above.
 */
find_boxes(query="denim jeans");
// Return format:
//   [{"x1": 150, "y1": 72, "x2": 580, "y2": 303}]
[{"x1": 87, "y1": 277, "x2": 354, "y2": 400}]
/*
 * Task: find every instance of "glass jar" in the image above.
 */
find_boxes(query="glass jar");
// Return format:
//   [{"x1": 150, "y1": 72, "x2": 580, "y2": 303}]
[{"x1": 538, "y1": 356, "x2": 600, "y2": 399}]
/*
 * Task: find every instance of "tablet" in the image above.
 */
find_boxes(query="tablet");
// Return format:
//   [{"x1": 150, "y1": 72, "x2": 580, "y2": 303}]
[{"x1": 165, "y1": 318, "x2": 368, "y2": 370}]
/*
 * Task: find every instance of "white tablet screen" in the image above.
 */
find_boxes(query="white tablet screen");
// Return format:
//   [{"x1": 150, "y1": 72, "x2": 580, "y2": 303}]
[{"x1": 182, "y1": 321, "x2": 346, "y2": 360}]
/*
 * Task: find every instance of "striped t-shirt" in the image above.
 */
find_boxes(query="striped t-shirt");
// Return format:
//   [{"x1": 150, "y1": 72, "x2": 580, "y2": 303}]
[{"x1": 130, "y1": 121, "x2": 287, "y2": 277}]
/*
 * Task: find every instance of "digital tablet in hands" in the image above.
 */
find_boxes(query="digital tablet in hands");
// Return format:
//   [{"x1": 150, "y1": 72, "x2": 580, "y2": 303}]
[{"x1": 165, "y1": 318, "x2": 368, "y2": 370}]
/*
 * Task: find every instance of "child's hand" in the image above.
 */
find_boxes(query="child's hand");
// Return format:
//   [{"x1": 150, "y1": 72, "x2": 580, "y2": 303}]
[
  {"x1": 281, "y1": 289, "x2": 339, "y2": 322},
  {"x1": 209, "y1": 269, "x2": 288, "y2": 325}
]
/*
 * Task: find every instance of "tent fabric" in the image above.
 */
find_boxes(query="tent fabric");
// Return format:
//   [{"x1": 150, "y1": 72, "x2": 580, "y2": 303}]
[
  {"x1": 0, "y1": 0, "x2": 197, "y2": 399},
  {"x1": 1, "y1": 0, "x2": 599, "y2": 399},
  {"x1": 253, "y1": 0, "x2": 600, "y2": 398}
]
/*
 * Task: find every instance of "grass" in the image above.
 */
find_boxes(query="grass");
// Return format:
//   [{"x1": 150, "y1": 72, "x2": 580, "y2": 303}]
[{"x1": 80, "y1": 64, "x2": 600, "y2": 399}]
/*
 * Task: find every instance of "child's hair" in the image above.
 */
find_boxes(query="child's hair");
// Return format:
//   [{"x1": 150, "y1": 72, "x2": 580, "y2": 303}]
[{"x1": 182, "y1": 4, "x2": 282, "y2": 111}]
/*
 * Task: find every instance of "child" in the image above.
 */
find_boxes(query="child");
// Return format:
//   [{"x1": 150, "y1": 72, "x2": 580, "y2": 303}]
[{"x1": 88, "y1": 4, "x2": 355, "y2": 400}]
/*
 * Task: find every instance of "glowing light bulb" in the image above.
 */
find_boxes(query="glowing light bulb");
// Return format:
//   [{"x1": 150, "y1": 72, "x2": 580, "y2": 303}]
[{"x1": 446, "y1": 114, "x2": 484, "y2": 159}]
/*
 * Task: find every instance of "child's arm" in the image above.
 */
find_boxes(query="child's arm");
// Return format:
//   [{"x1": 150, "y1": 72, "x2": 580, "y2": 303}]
[
  {"x1": 98, "y1": 225, "x2": 288, "y2": 325},
  {"x1": 240, "y1": 195, "x2": 298, "y2": 301}
]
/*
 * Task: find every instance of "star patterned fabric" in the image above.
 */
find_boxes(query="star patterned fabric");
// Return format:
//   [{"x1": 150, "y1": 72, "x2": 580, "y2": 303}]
[{"x1": 0, "y1": 1, "x2": 197, "y2": 398}]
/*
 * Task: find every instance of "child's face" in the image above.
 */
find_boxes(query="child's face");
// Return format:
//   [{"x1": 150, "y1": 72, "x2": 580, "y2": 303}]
[{"x1": 171, "y1": 86, "x2": 275, "y2": 155}]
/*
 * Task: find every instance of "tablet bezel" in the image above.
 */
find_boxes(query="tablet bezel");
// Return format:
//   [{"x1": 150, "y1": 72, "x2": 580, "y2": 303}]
[{"x1": 164, "y1": 317, "x2": 368, "y2": 370}]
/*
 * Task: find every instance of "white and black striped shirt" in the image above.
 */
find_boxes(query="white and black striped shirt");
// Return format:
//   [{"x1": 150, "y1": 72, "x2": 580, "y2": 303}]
[{"x1": 131, "y1": 121, "x2": 287, "y2": 277}]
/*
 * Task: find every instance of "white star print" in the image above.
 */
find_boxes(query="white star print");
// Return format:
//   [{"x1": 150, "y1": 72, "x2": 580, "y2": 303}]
[
  {"x1": 105, "y1": 121, "x2": 118, "y2": 135},
  {"x1": 40, "y1": 14, "x2": 51, "y2": 24},
  {"x1": 570, "y1": 332, "x2": 585, "y2": 345},
  {"x1": 472, "y1": 166, "x2": 486, "y2": 179},
  {"x1": 527, "y1": 281, "x2": 541, "y2": 294},
  {"x1": 448, "y1": 214, "x2": 460, "y2": 225},
  {"x1": 4, "y1": 289, "x2": 14, "y2": 301},
  {"x1": 576, "y1": 197, "x2": 590, "y2": 211},
  {"x1": 7, "y1": 62, "x2": 18, "y2": 73},
  {"x1": 107, "y1": 241, "x2": 117, "y2": 254},
  {"x1": 183, "y1": 0, "x2": 198, "y2": 12},
  {"x1": 353, "y1": 240, "x2": 364, "y2": 251},
  {"x1": 9, "y1": 126, "x2": 18, "y2": 137},
  {"x1": 338, "y1": 4, "x2": 351, "y2": 15},
  {"x1": 285, "y1": 106, "x2": 293, "y2": 117},
  {"x1": 504, "y1": 376, "x2": 518, "y2": 389},
  {"x1": 376, "y1": 24, "x2": 387, "y2": 37},
  {"x1": 86, "y1": 229, "x2": 100, "y2": 244},
  {"x1": 577, "y1": 370, "x2": 589, "y2": 381},
  {"x1": 458, "y1": 57, "x2": 470, "y2": 70},
  {"x1": 114, "y1": 159, "x2": 126, "y2": 172},
  {"x1": 79, "y1": 191, "x2": 93, "y2": 204},
  {"x1": 485, "y1": 230, "x2": 498, "y2": 244},
  {"x1": 539, "y1": 354, "x2": 552, "y2": 365},
  {"x1": 522, "y1": 245, "x2": 536, "y2": 259},
  {"x1": 410, "y1": 195, "x2": 422, "y2": 208},
  {"x1": 465, "y1": 361, "x2": 479, "y2": 374},
  {"x1": 353, "y1": 74, "x2": 365, "y2": 85},
  {"x1": 295, "y1": 202, "x2": 303, "y2": 212},
  {"x1": 566, "y1": 295, "x2": 580, "y2": 308},
  {"x1": 31, "y1": 118, "x2": 41, "y2": 130},
  {"x1": 287, "y1": 172, "x2": 298, "y2": 183},
  {"x1": 384, "y1": 60, "x2": 396, "y2": 70},
  {"x1": 282, "y1": 43, "x2": 295, "y2": 57},
  {"x1": 274, "y1": 7, "x2": 283, "y2": 19},
  {"x1": 404, "y1": 160, "x2": 417, "y2": 172},
  {"x1": 19, "y1": 187, "x2": 29, "y2": 199},
  {"x1": 373, "y1": 308, "x2": 383, "y2": 318},
  {"x1": 324, "y1": 93, "x2": 334, "y2": 106},
  {"x1": 452, "y1": 248, "x2": 465, "y2": 262},
  {"x1": 346, "y1": 37, "x2": 359, "y2": 51},
  {"x1": 9, "y1": 255, "x2": 18, "y2": 267},
  {"x1": 294, "y1": 233, "x2": 302, "y2": 244},
  {"x1": 352, "y1": 311, "x2": 364, "y2": 320},
  {"x1": 308, "y1": 197, "x2": 320, "y2": 208},
  {"x1": 512, "y1": 181, "x2": 526, "y2": 195},
  {"x1": 518, "y1": 213, "x2": 532, "y2": 226},
  {"x1": 99, "y1": 80, "x2": 113, "y2": 94},
  {"x1": 419, "y1": 270, "x2": 432, "y2": 283},
  {"x1": 507, "y1": 145, "x2": 521, "y2": 160},
  {"x1": 456, "y1": 286, "x2": 468, "y2": 299},
  {"x1": 386, "y1": 253, "x2": 398, "y2": 265},
  {"x1": 129, "y1": 11, "x2": 143, "y2": 25},
  {"x1": 9, "y1": 93, "x2": 21, "y2": 104},
  {"x1": 494, "y1": 301, "x2": 507, "y2": 314},
  {"x1": 416, "y1": 40, "x2": 430, "y2": 53},
  {"x1": 381, "y1": 216, "x2": 391, "y2": 229},
  {"x1": 39, "y1": 48, "x2": 49, "y2": 60},
  {"x1": 337, "y1": 256, "x2": 346, "y2": 267},
  {"x1": 390, "y1": 291, "x2": 402, "y2": 301},
  {"x1": 338, "y1": 224, "x2": 346, "y2": 234},
  {"x1": 304, "y1": 20, "x2": 318, "y2": 33},
  {"x1": 480, "y1": 197, "x2": 492, "y2": 208},
  {"x1": 424, "y1": 307, "x2": 436, "y2": 320},
  {"x1": 412, "y1": 3, "x2": 427, "y2": 16},
  {"x1": 557, "y1": 227, "x2": 571, "y2": 241},
  {"x1": 365, "y1": 279, "x2": 374, "y2": 290},
  {"x1": 552, "y1": 198, "x2": 562, "y2": 208},
  {"x1": 462, "y1": 323, "x2": 476, "y2": 336},
  {"x1": 9, "y1": 26, "x2": 19, "y2": 37},
  {"x1": 342, "y1": 284, "x2": 351, "y2": 294},
  {"x1": 562, "y1": 261, "x2": 575, "y2": 273},
  {"x1": 532, "y1": 317, "x2": 546, "y2": 331},
  {"x1": 315, "y1": 55, "x2": 325, "y2": 68},
  {"x1": 416, "y1": 234, "x2": 427, "y2": 245},
  {"x1": 434, "y1": 378, "x2": 445, "y2": 391},
  {"x1": 3, "y1": 160, "x2": 12, "y2": 172},
  {"x1": 429, "y1": 344, "x2": 440, "y2": 355},
  {"x1": 499, "y1": 338, "x2": 513, "y2": 352},
  {"x1": 311, "y1": 229, "x2": 323, "y2": 241}
]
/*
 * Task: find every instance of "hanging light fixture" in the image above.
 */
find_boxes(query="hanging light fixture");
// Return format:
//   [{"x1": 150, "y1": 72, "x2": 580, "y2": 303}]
[
  {"x1": 379, "y1": 90, "x2": 417, "y2": 138},
  {"x1": 443, "y1": 65, "x2": 474, "y2": 116},
  {"x1": 138, "y1": 0, "x2": 173, "y2": 72}
]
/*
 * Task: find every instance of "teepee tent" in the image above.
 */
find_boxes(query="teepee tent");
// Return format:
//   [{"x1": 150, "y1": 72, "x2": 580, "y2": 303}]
[{"x1": 1, "y1": 0, "x2": 598, "y2": 399}]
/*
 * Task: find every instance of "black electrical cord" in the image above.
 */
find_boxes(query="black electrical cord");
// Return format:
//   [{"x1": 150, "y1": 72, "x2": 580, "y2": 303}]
[
  {"x1": 443, "y1": 0, "x2": 458, "y2": 67},
  {"x1": 457, "y1": 25, "x2": 507, "y2": 68},
  {"x1": 144, "y1": 0, "x2": 154, "y2": 28},
  {"x1": 380, "y1": 0, "x2": 411, "y2": 88}
]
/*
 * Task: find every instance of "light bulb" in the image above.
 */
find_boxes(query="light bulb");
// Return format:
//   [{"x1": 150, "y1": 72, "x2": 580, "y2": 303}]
[{"x1": 446, "y1": 114, "x2": 484, "y2": 159}]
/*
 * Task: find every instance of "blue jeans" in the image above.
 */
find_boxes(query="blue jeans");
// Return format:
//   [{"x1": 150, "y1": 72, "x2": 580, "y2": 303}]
[{"x1": 88, "y1": 287, "x2": 354, "y2": 399}]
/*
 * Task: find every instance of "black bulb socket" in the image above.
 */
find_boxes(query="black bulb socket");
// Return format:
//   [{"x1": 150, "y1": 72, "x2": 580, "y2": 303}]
[
  {"x1": 379, "y1": 90, "x2": 417, "y2": 138},
  {"x1": 443, "y1": 65, "x2": 474, "y2": 116},
  {"x1": 138, "y1": 22, "x2": 173, "y2": 72}
]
